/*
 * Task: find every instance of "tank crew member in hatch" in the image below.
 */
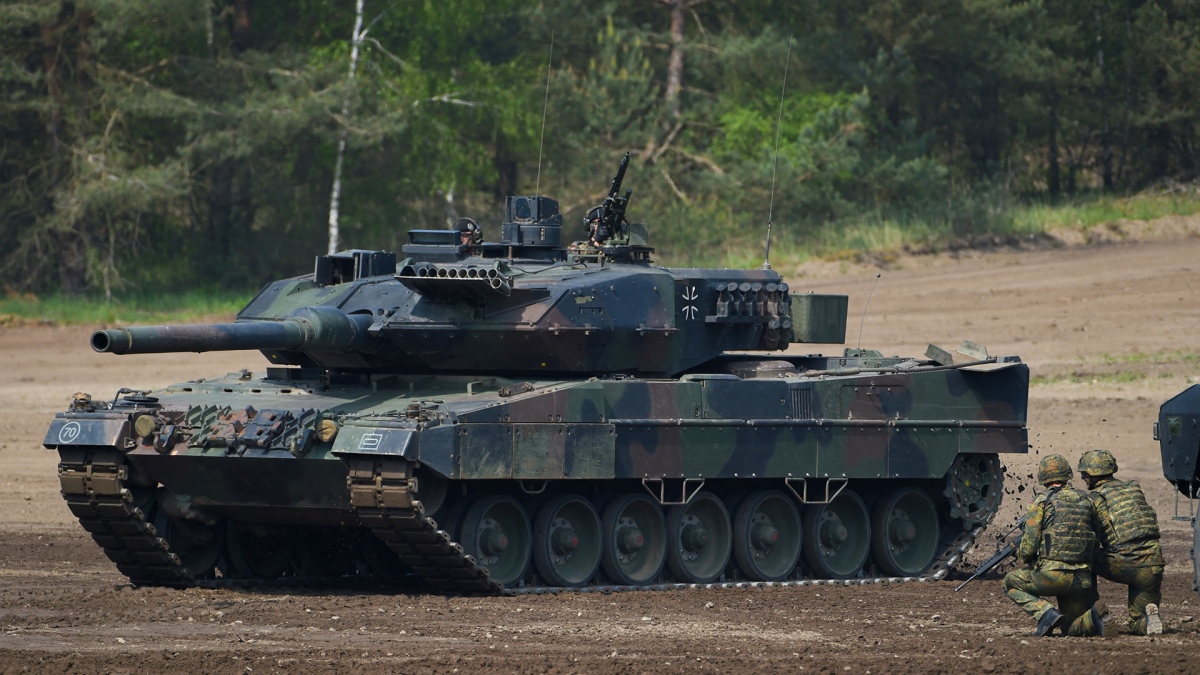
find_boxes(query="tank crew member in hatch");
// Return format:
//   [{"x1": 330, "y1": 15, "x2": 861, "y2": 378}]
[
  {"x1": 584, "y1": 206, "x2": 612, "y2": 247},
  {"x1": 1003, "y1": 454, "x2": 1106, "y2": 637},
  {"x1": 454, "y1": 218, "x2": 482, "y2": 250},
  {"x1": 1079, "y1": 449, "x2": 1165, "y2": 636}
]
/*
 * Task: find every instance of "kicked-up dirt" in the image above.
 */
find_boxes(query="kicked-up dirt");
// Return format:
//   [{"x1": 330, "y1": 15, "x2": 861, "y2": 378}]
[{"x1": 2, "y1": 231, "x2": 1199, "y2": 674}]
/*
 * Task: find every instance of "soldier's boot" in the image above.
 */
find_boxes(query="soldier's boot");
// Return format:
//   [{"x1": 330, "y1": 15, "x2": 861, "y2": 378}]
[
  {"x1": 1033, "y1": 608, "x2": 1065, "y2": 637},
  {"x1": 1067, "y1": 602, "x2": 1106, "y2": 637},
  {"x1": 1145, "y1": 603, "x2": 1163, "y2": 636},
  {"x1": 1088, "y1": 604, "x2": 1106, "y2": 638}
]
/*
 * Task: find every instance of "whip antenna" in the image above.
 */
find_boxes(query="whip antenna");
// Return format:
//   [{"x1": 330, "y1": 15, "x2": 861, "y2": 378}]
[
  {"x1": 762, "y1": 36, "x2": 793, "y2": 271},
  {"x1": 857, "y1": 273, "x2": 882, "y2": 351},
  {"x1": 534, "y1": 30, "x2": 554, "y2": 198}
]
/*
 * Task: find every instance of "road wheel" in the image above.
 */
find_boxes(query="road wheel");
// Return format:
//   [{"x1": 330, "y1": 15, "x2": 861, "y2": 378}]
[
  {"x1": 733, "y1": 490, "x2": 802, "y2": 582},
  {"x1": 871, "y1": 487, "x2": 941, "y2": 577},
  {"x1": 533, "y1": 495, "x2": 602, "y2": 586},
  {"x1": 460, "y1": 495, "x2": 532, "y2": 587},
  {"x1": 666, "y1": 491, "x2": 732, "y2": 583},
  {"x1": 153, "y1": 510, "x2": 224, "y2": 579},
  {"x1": 803, "y1": 489, "x2": 870, "y2": 579},
  {"x1": 600, "y1": 493, "x2": 666, "y2": 585}
]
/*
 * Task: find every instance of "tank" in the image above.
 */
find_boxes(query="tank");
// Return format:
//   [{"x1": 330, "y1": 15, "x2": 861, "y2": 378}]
[
  {"x1": 46, "y1": 155, "x2": 1030, "y2": 592},
  {"x1": 1157, "y1": 383, "x2": 1200, "y2": 596}
]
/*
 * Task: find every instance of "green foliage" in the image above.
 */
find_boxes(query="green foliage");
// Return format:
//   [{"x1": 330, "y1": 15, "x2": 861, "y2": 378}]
[
  {"x1": 3, "y1": 0, "x2": 1200, "y2": 295},
  {"x1": 0, "y1": 289, "x2": 246, "y2": 326}
]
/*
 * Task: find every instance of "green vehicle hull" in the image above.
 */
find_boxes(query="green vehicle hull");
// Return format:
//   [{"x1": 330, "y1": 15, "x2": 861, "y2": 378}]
[{"x1": 48, "y1": 351, "x2": 1026, "y2": 590}]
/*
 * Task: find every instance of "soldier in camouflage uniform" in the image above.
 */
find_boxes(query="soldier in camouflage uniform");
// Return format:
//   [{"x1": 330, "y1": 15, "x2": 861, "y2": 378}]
[
  {"x1": 1079, "y1": 449, "x2": 1165, "y2": 636},
  {"x1": 1003, "y1": 455, "x2": 1105, "y2": 637}
]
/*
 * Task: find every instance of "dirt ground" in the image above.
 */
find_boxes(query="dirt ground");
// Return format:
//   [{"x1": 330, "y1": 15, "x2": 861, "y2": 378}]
[{"x1": 2, "y1": 229, "x2": 1199, "y2": 674}]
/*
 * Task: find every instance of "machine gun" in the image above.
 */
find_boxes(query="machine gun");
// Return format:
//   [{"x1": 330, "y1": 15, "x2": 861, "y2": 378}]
[
  {"x1": 587, "y1": 152, "x2": 633, "y2": 244},
  {"x1": 954, "y1": 514, "x2": 1027, "y2": 592}
]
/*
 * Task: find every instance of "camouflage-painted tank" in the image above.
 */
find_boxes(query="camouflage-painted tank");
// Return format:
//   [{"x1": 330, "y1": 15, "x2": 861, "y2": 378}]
[
  {"x1": 1157, "y1": 383, "x2": 1200, "y2": 596},
  {"x1": 46, "y1": 156, "x2": 1029, "y2": 592}
]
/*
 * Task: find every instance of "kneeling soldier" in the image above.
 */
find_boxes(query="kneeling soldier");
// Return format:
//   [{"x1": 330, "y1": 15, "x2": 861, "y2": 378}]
[
  {"x1": 1079, "y1": 449, "x2": 1165, "y2": 635},
  {"x1": 1003, "y1": 454, "x2": 1105, "y2": 637}
]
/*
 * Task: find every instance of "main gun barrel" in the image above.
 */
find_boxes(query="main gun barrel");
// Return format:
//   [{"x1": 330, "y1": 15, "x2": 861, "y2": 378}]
[{"x1": 91, "y1": 307, "x2": 375, "y2": 355}]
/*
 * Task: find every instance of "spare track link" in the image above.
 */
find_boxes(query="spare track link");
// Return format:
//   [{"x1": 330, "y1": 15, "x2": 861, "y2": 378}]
[
  {"x1": 348, "y1": 458, "x2": 504, "y2": 595},
  {"x1": 56, "y1": 446, "x2": 191, "y2": 587}
]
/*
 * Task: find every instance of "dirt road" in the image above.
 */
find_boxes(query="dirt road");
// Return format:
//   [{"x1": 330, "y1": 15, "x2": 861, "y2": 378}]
[{"x1": 2, "y1": 233, "x2": 1199, "y2": 673}]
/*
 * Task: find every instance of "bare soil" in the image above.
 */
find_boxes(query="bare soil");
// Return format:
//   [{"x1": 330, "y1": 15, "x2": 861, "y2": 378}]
[{"x1": 2, "y1": 232, "x2": 1199, "y2": 674}]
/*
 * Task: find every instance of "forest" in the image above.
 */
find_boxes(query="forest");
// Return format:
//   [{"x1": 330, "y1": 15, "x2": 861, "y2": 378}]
[{"x1": 2, "y1": 0, "x2": 1199, "y2": 297}]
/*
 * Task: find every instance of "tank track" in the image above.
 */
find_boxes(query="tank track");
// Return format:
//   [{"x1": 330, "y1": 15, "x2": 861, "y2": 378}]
[
  {"x1": 345, "y1": 457, "x2": 988, "y2": 595},
  {"x1": 56, "y1": 447, "x2": 192, "y2": 587},
  {"x1": 347, "y1": 458, "x2": 503, "y2": 594},
  {"x1": 55, "y1": 449, "x2": 989, "y2": 594}
]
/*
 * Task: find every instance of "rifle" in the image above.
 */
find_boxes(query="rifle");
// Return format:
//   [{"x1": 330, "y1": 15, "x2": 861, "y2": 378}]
[
  {"x1": 592, "y1": 152, "x2": 632, "y2": 241},
  {"x1": 954, "y1": 515, "x2": 1027, "y2": 592}
]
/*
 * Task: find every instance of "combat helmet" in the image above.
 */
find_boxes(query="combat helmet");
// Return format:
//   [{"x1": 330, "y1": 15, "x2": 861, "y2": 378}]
[
  {"x1": 1037, "y1": 454, "x2": 1074, "y2": 485},
  {"x1": 453, "y1": 218, "x2": 482, "y2": 245},
  {"x1": 1078, "y1": 449, "x2": 1118, "y2": 477}
]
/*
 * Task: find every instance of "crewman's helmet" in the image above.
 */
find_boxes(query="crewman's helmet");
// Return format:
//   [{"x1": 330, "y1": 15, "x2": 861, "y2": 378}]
[
  {"x1": 453, "y1": 218, "x2": 482, "y2": 244},
  {"x1": 1037, "y1": 454, "x2": 1074, "y2": 485},
  {"x1": 1078, "y1": 449, "x2": 1118, "y2": 477}
]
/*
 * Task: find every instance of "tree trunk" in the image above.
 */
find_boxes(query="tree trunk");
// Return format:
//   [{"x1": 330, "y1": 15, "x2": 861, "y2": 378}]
[
  {"x1": 53, "y1": 230, "x2": 88, "y2": 294},
  {"x1": 1117, "y1": 0, "x2": 1133, "y2": 185},
  {"x1": 1096, "y1": 8, "x2": 1113, "y2": 191},
  {"x1": 327, "y1": 0, "x2": 365, "y2": 254},
  {"x1": 1150, "y1": 65, "x2": 1171, "y2": 181},
  {"x1": 232, "y1": 0, "x2": 254, "y2": 52},
  {"x1": 39, "y1": 6, "x2": 69, "y2": 176},
  {"x1": 40, "y1": 3, "x2": 94, "y2": 293},
  {"x1": 207, "y1": 162, "x2": 235, "y2": 273},
  {"x1": 975, "y1": 84, "x2": 1003, "y2": 178},
  {"x1": 1048, "y1": 103, "x2": 1060, "y2": 197},
  {"x1": 663, "y1": 0, "x2": 685, "y2": 123}
]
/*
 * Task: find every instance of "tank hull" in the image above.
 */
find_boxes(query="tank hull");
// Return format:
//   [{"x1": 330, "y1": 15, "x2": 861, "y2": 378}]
[{"x1": 48, "y1": 354, "x2": 1027, "y2": 591}]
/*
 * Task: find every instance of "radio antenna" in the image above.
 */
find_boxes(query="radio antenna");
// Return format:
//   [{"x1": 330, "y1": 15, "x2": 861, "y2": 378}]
[
  {"x1": 534, "y1": 30, "x2": 554, "y2": 198},
  {"x1": 762, "y1": 36, "x2": 793, "y2": 271},
  {"x1": 857, "y1": 273, "x2": 882, "y2": 351}
]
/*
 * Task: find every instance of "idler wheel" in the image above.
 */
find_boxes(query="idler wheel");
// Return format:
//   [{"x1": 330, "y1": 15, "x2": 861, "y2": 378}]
[
  {"x1": 802, "y1": 489, "x2": 870, "y2": 579},
  {"x1": 871, "y1": 487, "x2": 940, "y2": 577},
  {"x1": 666, "y1": 491, "x2": 731, "y2": 583},
  {"x1": 461, "y1": 495, "x2": 532, "y2": 587},
  {"x1": 533, "y1": 495, "x2": 602, "y2": 587},
  {"x1": 733, "y1": 490, "x2": 802, "y2": 582},
  {"x1": 600, "y1": 494, "x2": 666, "y2": 585}
]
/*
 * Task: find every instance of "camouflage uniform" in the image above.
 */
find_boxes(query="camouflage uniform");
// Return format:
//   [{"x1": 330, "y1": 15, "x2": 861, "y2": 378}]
[
  {"x1": 1086, "y1": 475, "x2": 1164, "y2": 635},
  {"x1": 1002, "y1": 456, "x2": 1103, "y2": 637}
]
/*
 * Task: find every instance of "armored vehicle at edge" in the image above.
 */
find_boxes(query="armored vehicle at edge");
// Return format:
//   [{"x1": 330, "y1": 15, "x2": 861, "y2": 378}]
[
  {"x1": 46, "y1": 156, "x2": 1029, "y2": 592},
  {"x1": 1157, "y1": 383, "x2": 1200, "y2": 595}
]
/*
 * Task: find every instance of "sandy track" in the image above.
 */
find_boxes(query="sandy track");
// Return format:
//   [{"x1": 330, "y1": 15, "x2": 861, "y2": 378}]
[{"x1": 2, "y1": 235, "x2": 1199, "y2": 673}]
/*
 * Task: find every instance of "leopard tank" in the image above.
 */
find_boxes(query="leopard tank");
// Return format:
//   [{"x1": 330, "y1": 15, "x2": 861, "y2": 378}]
[{"x1": 46, "y1": 155, "x2": 1028, "y2": 592}]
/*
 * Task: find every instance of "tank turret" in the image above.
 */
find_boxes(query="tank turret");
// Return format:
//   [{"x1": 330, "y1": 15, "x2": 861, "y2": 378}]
[{"x1": 92, "y1": 158, "x2": 849, "y2": 377}]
